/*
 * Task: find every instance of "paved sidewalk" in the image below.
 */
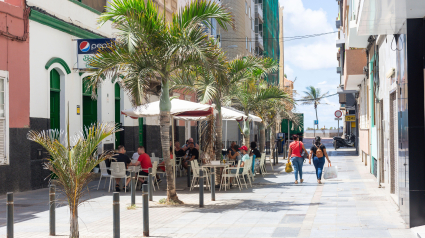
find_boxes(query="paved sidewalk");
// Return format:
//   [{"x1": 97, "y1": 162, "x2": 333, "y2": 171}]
[{"x1": 0, "y1": 139, "x2": 417, "y2": 237}]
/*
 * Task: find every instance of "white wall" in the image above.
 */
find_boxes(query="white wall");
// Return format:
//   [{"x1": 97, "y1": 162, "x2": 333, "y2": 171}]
[{"x1": 29, "y1": 1, "x2": 133, "y2": 147}]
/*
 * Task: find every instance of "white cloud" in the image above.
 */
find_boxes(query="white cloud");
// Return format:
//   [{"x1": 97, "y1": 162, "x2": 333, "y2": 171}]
[
  {"x1": 280, "y1": 0, "x2": 338, "y2": 70},
  {"x1": 318, "y1": 81, "x2": 327, "y2": 85},
  {"x1": 284, "y1": 64, "x2": 294, "y2": 79}
]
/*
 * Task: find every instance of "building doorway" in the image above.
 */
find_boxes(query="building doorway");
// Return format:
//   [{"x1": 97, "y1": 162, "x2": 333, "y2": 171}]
[{"x1": 82, "y1": 79, "x2": 97, "y2": 130}]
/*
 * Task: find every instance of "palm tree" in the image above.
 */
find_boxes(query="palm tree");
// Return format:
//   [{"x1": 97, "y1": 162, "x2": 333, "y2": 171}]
[
  {"x1": 172, "y1": 55, "x2": 267, "y2": 160},
  {"x1": 88, "y1": 0, "x2": 233, "y2": 203},
  {"x1": 229, "y1": 77, "x2": 290, "y2": 148},
  {"x1": 301, "y1": 86, "x2": 329, "y2": 132},
  {"x1": 27, "y1": 122, "x2": 119, "y2": 238}
]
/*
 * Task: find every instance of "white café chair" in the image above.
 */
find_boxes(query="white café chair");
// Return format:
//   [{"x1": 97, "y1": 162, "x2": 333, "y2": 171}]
[
  {"x1": 190, "y1": 160, "x2": 210, "y2": 191},
  {"x1": 239, "y1": 157, "x2": 252, "y2": 189},
  {"x1": 265, "y1": 154, "x2": 274, "y2": 171},
  {"x1": 137, "y1": 161, "x2": 160, "y2": 191},
  {"x1": 151, "y1": 153, "x2": 155, "y2": 158},
  {"x1": 259, "y1": 153, "x2": 267, "y2": 176},
  {"x1": 109, "y1": 162, "x2": 130, "y2": 193},
  {"x1": 97, "y1": 161, "x2": 111, "y2": 190},
  {"x1": 220, "y1": 160, "x2": 242, "y2": 191}
]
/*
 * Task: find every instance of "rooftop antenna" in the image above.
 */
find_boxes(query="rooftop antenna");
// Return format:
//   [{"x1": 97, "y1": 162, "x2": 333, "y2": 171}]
[{"x1": 293, "y1": 77, "x2": 297, "y2": 83}]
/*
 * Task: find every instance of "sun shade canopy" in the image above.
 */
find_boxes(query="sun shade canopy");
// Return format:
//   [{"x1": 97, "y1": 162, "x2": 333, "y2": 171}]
[{"x1": 121, "y1": 99, "x2": 215, "y2": 121}]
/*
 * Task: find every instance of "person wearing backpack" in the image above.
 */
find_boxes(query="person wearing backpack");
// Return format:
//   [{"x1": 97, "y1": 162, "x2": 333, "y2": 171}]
[
  {"x1": 309, "y1": 136, "x2": 331, "y2": 184},
  {"x1": 287, "y1": 135, "x2": 309, "y2": 184}
]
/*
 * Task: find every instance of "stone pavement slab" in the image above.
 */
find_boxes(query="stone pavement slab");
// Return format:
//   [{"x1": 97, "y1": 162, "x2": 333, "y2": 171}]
[{"x1": 0, "y1": 139, "x2": 418, "y2": 237}]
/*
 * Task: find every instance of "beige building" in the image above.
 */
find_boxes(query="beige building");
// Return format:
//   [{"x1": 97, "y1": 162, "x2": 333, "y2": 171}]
[{"x1": 220, "y1": 0, "x2": 256, "y2": 59}]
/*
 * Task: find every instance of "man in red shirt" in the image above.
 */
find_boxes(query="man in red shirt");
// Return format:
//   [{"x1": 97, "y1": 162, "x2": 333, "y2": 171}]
[{"x1": 131, "y1": 146, "x2": 152, "y2": 184}]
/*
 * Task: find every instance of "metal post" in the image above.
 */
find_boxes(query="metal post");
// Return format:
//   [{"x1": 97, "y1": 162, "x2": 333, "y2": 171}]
[
  {"x1": 131, "y1": 172, "x2": 136, "y2": 206},
  {"x1": 148, "y1": 168, "x2": 153, "y2": 201},
  {"x1": 211, "y1": 167, "x2": 215, "y2": 201},
  {"x1": 7, "y1": 192, "x2": 13, "y2": 238},
  {"x1": 337, "y1": 118, "x2": 340, "y2": 137},
  {"x1": 199, "y1": 170, "x2": 204, "y2": 207},
  {"x1": 142, "y1": 184, "x2": 149, "y2": 237},
  {"x1": 49, "y1": 185, "x2": 56, "y2": 236},
  {"x1": 187, "y1": 164, "x2": 191, "y2": 188},
  {"x1": 113, "y1": 192, "x2": 120, "y2": 238}
]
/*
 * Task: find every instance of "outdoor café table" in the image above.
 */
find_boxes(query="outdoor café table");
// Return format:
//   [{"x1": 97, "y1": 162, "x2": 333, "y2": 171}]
[{"x1": 201, "y1": 162, "x2": 233, "y2": 181}]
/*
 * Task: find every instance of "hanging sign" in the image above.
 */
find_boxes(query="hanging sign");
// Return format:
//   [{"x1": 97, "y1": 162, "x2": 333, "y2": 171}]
[
  {"x1": 345, "y1": 115, "x2": 356, "y2": 121},
  {"x1": 314, "y1": 120, "x2": 319, "y2": 125},
  {"x1": 77, "y1": 38, "x2": 115, "y2": 70}
]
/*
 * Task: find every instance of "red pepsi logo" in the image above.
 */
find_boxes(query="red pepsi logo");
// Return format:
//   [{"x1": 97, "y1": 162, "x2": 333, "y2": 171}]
[{"x1": 79, "y1": 41, "x2": 90, "y2": 52}]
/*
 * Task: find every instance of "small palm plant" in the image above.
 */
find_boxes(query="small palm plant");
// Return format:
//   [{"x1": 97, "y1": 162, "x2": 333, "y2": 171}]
[{"x1": 27, "y1": 122, "x2": 120, "y2": 238}]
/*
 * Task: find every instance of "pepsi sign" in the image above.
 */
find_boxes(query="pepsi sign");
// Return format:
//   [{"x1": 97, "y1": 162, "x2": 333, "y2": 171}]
[{"x1": 77, "y1": 38, "x2": 115, "y2": 69}]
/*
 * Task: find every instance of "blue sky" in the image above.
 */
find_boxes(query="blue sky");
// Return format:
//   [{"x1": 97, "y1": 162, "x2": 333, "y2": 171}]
[{"x1": 279, "y1": 0, "x2": 340, "y2": 129}]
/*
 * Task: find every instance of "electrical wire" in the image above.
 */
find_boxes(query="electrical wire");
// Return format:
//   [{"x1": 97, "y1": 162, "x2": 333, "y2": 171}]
[
  {"x1": 220, "y1": 31, "x2": 338, "y2": 42},
  {"x1": 294, "y1": 93, "x2": 338, "y2": 102}
]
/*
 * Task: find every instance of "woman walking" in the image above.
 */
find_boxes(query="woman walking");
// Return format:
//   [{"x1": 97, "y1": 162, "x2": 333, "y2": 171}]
[
  {"x1": 309, "y1": 136, "x2": 331, "y2": 184},
  {"x1": 287, "y1": 135, "x2": 308, "y2": 184}
]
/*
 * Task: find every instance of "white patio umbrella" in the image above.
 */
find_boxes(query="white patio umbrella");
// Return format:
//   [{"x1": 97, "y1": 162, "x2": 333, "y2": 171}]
[
  {"x1": 121, "y1": 98, "x2": 215, "y2": 188},
  {"x1": 221, "y1": 107, "x2": 262, "y2": 149}
]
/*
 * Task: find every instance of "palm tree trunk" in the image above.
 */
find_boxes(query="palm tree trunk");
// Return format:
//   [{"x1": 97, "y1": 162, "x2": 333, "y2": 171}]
[
  {"x1": 259, "y1": 121, "x2": 266, "y2": 153},
  {"x1": 243, "y1": 119, "x2": 250, "y2": 147},
  {"x1": 69, "y1": 200, "x2": 79, "y2": 238},
  {"x1": 160, "y1": 80, "x2": 181, "y2": 203},
  {"x1": 270, "y1": 119, "x2": 277, "y2": 163}
]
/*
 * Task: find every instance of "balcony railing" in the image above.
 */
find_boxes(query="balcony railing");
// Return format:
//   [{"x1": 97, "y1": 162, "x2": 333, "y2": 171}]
[{"x1": 255, "y1": 4, "x2": 263, "y2": 23}]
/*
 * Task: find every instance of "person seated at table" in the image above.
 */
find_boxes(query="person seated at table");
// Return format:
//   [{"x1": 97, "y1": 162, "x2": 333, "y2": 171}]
[
  {"x1": 105, "y1": 145, "x2": 131, "y2": 192},
  {"x1": 249, "y1": 142, "x2": 261, "y2": 159},
  {"x1": 131, "y1": 146, "x2": 152, "y2": 186},
  {"x1": 228, "y1": 144, "x2": 240, "y2": 163},
  {"x1": 227, "y1": 141, "x2": 236, "y2": 157},
  {"x1": 228, "y1": 145, "x2": 250, "y2": 186},
  {"x1": 183, "y1": 138, "x2": 200, "y2": 151},
  {"x1": 174, "y1": 141, "x2": 186, "y2": 157},
  {"x1": 159, "y1": 146, "x2": 173, "y2": 172},
  {"x1": 182, "y1": 142, "x2": 199, "y2": 170}
]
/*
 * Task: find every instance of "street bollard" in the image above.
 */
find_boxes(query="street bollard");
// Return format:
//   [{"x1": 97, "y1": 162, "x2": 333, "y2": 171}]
[
  {"x1": 113, "y1": 192, "x2": 120, "y2": 238},
  {"x1": 7, "y1": 192, "x2": 13, "y2": 238},
  {"x1": 49, "y1": 185, "x2": 56, "y2": 236},
  {"x1": 148, "y1": 168, "x2": 153, "y2": 201},
  {"x1": 142, "y1": 184, "x2": 149, "y2": 237},
  {"x1": 187, "y1": 164, "x2": 191, "y2": 188},
  {"x1": 211, "y1": 167, "x2": 215, "y2": 201},
  {"x1": 199, "y1": 170, "x2": 204, "y2": 208},
  {"x1": 131, "y1": 172, "x2": 136, "y2": 206}
]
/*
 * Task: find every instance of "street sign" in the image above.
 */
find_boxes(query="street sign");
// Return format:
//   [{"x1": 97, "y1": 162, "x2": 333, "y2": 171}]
[
  {"x1": 314, "y1": 120, "x2": 319, "y2": 125},
  {"x1": 334, "y1": 118, "x2": 342, "y2": 120},
  {"x1": 335, "y1": 110, "x2": 342, "y2": 118},
  {"x1": 345, "y1": 115, "x2": 356, "y2": 121},
  {"x1": 77, "y1": 38, "x2": 115, "y2": 69}
]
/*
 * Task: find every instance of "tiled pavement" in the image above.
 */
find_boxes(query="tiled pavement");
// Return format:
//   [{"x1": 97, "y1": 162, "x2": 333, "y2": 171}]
[{"x1": 0, "y1": 139, "x2": 417, "y2": 237}]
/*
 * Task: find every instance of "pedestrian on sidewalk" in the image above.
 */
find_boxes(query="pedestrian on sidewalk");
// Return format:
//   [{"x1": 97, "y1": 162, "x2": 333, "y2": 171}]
[
  {"x1": 287, "y1": 135, "x2": 308, "y2": 184},
  {"x1": 309, "y1": 136, "x2": 331, "y2": 184}
]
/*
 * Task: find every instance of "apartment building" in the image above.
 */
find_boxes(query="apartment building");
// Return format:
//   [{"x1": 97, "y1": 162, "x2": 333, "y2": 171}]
[{"x1": 336, "y1": 0, "x2": 425, "y2": 227}]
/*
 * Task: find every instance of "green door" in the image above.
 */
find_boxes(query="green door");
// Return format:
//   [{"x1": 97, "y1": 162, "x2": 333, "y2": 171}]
[
  {"x1": 82, "y1": 80, "x2": 97, "y2": 129},
  {"x1": 115, "y1": 84, "x2": 121, "y2": 148},
  {"x1": 50, "y1": 69, "x2": 60, "y2": 130}
]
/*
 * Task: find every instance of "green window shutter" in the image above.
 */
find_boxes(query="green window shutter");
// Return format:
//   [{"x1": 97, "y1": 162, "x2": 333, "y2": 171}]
[{"x1": 50, "y1": 69, "x2": 60, "y2": 130}]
